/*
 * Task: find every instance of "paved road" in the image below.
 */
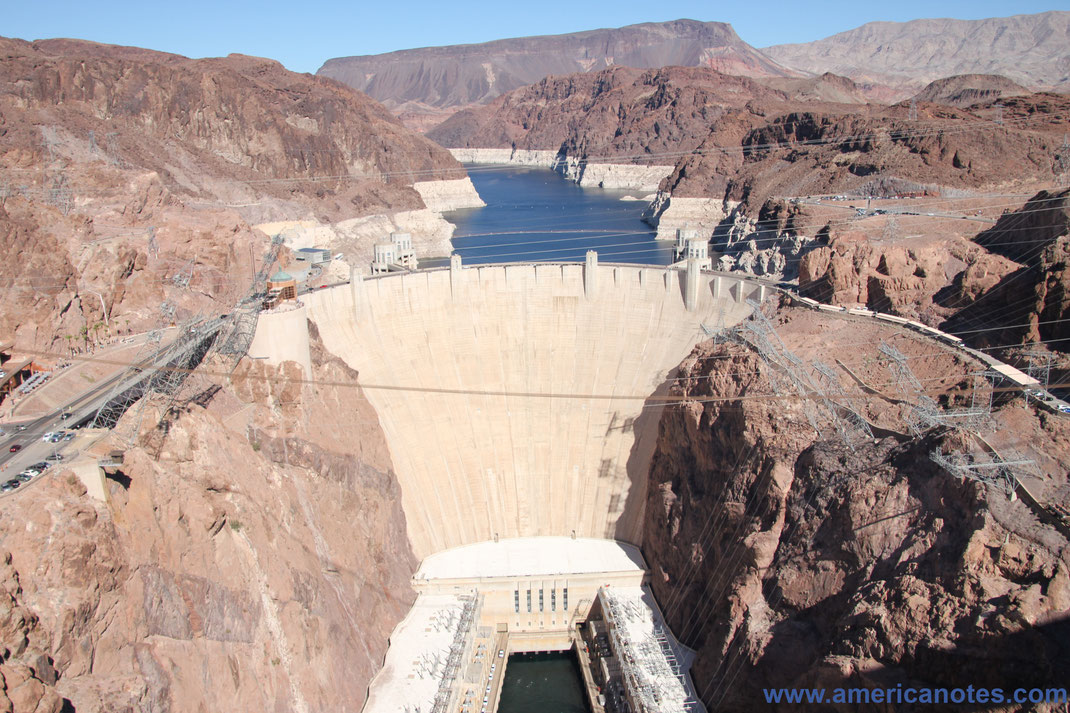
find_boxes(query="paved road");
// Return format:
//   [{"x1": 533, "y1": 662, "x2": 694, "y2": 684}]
[{"x1": 0, "y1": 324, "x2": 222, "y2": 488}]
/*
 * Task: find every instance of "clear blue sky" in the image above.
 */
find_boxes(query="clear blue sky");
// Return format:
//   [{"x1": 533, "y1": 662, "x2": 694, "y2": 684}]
[{"x1": 3, "y1": 1, "x2": 1064, "y2": 74}]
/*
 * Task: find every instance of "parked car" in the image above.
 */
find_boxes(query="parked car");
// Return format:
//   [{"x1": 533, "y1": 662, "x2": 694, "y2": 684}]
[
  {"x1": 32, "y1": 462, "x2": 49, "y2": 471},
  {"x1": 15, "y1": 473, "x2": 33, "y2": 483},
  {"x1": 41, "y1": 432, "x2": 55, "y2": 442},
  {"x1": 2, "y1": 479, "x2": 20, "y2": 490},
  {"x1": 45, "y1": 454, "x2": 63, "y2": 462},
  {"x1": 63, "y1": 432, "x2": 75, "y2": 440}
]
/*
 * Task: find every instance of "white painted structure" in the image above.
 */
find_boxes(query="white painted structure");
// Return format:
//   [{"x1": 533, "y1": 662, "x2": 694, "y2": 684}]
[
  {"x1": 371, "y1": 232, "x2": 418, "y2": 274},
  {"x1": 599, "y1": 586, "x2": 706, "y2": 713},
  {"x1": 303, "y1": 257, "x2": 766, "y2": 558},
  {"x1": 672, "y1": 230, "x2": 712, "y2": 270},
  {"x1": 415, "y1": 537, "x2": 646, "y2": 651},
  {"x1": 246, "y1": 301, "x2": 312, "y2": 376},
  {"x1": 363, "y1": 592, "x2": 479, "y2": 713}
]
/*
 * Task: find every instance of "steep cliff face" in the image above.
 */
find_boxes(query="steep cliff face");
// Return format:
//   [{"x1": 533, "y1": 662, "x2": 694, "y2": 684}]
[
  {"x1": 0, "y1": 36, "x2": 477, "y2": 353},
  {"x1": 665, "y1": 96, "x2": 1069, "y2": 205},
  {"x1": 642, "y1": 310, "x2": 1070, "y2": 710},
  {"x1": 0, "y1": 338, "x2": 416, "y2": 713},
  {"x1": 1, "y1": 37, "x2": 464, "y2": 213},
  {"x1": 428, "y1": 65, "x2": 786, "y2": 164},
  {"x1": 797, "y1": 231, "x2": 1018, "y2": 323},
  {"x1": 943, "y1": 188, "x2": 1070, "y2": 350},
  {"x1": 318, "y1": 19, "x2": 794, "y2": 114}
]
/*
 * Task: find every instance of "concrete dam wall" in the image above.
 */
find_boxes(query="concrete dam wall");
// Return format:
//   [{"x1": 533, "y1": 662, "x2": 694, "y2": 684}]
[{"x1": 303, "y1": 259, "x2": 764, "y2": 559}]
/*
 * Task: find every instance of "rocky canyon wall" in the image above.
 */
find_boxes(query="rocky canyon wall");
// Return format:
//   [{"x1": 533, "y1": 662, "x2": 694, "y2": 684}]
[
  {"x1": 0, "y1": 335, "x2": 416, "y2": 713},
  {"x1": 642, "y1": 307, "x2": 1070, "y2": 710}
]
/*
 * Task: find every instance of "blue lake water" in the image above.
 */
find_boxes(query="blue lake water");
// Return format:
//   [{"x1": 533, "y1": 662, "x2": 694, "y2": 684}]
[
  {"x1": 497, "y1": 651, "x2": 590, "y2": 713},
  {"x1": 440, "y1": 165, "x2": 673, "y2": 266}
]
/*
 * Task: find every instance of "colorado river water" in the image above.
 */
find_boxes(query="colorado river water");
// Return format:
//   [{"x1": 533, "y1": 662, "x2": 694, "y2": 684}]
[
  {"x1": 442, "y1": 165, "x2": 673, "y2": 265},
  {"x1": 497, "y1": 651, "x2": 590, "y2": 713}
]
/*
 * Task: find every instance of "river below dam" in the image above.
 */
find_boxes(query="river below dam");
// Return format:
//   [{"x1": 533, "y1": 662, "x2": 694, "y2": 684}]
[
  {"x1": 441, "y1": 165, "x2": 673, "y2": 265},
  {"x1": 497, "y1": 651, "x2": 590, "y2": 713}
]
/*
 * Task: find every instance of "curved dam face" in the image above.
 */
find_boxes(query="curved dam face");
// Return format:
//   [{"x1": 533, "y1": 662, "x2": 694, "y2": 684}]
[{"x1": 303, "y1": 259, "x2": 763, "y2": 559}]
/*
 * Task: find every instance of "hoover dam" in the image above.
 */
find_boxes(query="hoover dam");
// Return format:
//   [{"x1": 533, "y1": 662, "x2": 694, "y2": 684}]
[
  {"x1": 301, "y1": 255, "x2": 765, "y2": 556},
  {"x1": 250, "y1": 254, "x2": 770, "y2": 712}
]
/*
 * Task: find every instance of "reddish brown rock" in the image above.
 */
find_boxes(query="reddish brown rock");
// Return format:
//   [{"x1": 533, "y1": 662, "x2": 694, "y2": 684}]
[
  {"x1": 0, "y1": 333, "x2": 415, "y2": 713},
  {"x1": 0, "y1": 36, "x2": 470, "y2": 354},
  {"x1": 642, "y1": 309, "x2": 1070, "y2": 709},
  {"x1": 797, "y1": 230, "x2": 1018, "y2": 322}
]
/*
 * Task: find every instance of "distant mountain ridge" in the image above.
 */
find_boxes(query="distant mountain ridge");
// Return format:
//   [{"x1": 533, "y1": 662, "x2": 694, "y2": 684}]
[
  {"x1": 910, "y1": 74, "x2": 1031, "y2": 108},
  {"x1": 317, "y1": 19, "x2": 796, "y2": 111},
  {"x1": 319, "y1": 12, "x2": 1069, "y2": 126},
  {"x1": 762, "y1": 11, "x2": 1070, "y2": 92}
]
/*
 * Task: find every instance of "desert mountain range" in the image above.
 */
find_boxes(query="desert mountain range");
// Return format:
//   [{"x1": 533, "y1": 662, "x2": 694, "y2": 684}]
[
  {"x1": 763, "y1": 11, "x2": 1070, "y2": 93},
  {"x1": 318, "y1": 20, "x2": 794, "y2": 113},
  {"x1": 319, "y1": 10, "x2": 1069, "y2": 123}
]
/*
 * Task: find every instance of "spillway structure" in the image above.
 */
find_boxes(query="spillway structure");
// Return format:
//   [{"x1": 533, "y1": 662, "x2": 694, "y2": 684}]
[{"x1": 253, "y1": 253, "x2": 772, "y2": 712}]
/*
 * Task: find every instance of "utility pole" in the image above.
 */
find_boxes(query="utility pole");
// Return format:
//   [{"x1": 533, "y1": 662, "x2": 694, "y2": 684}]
[{"x1": 1057, "y1": 134, "x2": 1070, "y2": 177}]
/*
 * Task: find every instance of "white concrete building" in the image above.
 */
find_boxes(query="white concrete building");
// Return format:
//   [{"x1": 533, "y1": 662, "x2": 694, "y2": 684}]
[
  {"x1": 673, "y1": 229, "x2": 712, "y2": 270},
  {"x1": 370, "y1": 232, "x2": 418, "y2": 274}
]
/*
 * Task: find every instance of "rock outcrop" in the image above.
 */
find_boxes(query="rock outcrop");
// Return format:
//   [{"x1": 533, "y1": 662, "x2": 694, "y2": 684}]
[
  {"x1": 642, "y1": 308, "x2": 1070, "y2": 710},
  {"x1": 944, "y1": 187, "x2": 1070, "y2": 349},
  {"x1": 429, "y1": 66, "x2": 786, "y2": 165},
  {"x1": 910, "y1": 74, "x2": 1031, "y2": 108},
  {"x1": 0, "y1": 37, "x2": 478, "y2": 352},
  {"x1": 797, "y1": 231, "x2": 1019, "y2": 322},
  {"x1": 0, "y1": 336, "x2": 415, "y2": 713}
]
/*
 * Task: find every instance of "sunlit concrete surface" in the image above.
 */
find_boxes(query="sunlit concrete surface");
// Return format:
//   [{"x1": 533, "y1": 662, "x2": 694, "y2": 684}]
[
  {"x1": 413, "y1": 537, "x2": 648, "y2": 653},
  {"x1": 363, "y1": 593, "x2": 476, "y2": 713},
  {"x1": 304, "y1": 259, "x2": 763, "y2": 558},
  {"x1": 246, "y1": 301, "x2": 312, "y2": 376},
  {"x1": 416, "y1": 536, "x2": 645, "y2": 580},
  {"x1": 599, "y1": 585, "x2": 707, "y2": 713}
]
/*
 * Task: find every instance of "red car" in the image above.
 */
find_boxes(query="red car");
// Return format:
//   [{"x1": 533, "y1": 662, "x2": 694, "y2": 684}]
[{"x1": 8, "y1": 444, "x2": 21, "y2": 453}]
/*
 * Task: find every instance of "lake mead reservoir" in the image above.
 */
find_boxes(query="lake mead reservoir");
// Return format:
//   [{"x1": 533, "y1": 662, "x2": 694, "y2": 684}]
[{"x1": 444, "y1": 165, "x2": 673, "y2": 265}]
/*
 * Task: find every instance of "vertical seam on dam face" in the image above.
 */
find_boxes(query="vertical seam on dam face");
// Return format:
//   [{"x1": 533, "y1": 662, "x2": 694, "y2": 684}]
[{"x1": 304, "y1": 264, "x2": 762, "y2": 560}]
